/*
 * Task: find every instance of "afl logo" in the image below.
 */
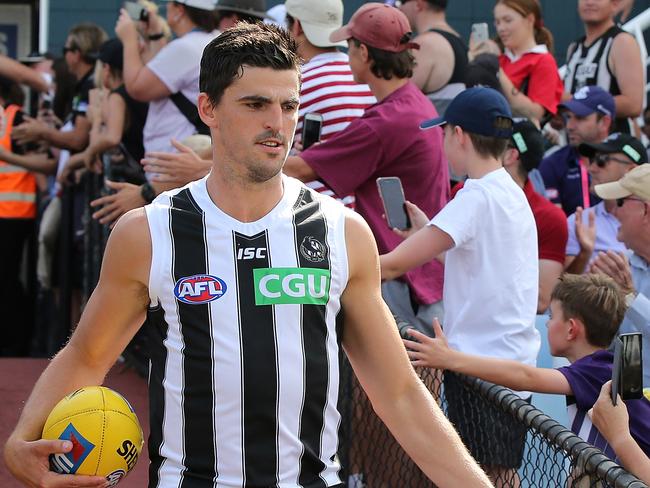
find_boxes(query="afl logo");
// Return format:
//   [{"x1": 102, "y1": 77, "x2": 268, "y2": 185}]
[{"x1": 174, "y1": 275, "x2": 227, "y2": 304}]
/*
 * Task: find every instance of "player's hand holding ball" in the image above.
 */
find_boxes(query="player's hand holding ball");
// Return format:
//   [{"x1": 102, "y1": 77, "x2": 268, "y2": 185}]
[{"x1": 40, "y1": 386, "x2": 144, "y2": 486}]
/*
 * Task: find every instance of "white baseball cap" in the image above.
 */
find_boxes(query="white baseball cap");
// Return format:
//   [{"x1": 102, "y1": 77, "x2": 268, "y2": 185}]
[
  {"x1": 285, "y1": 0, "x2": 347, "y2": 48},
  {"x1": 176, "y1": 0, "x2": 217, "y2": 11},
  {"x1": 594, "y1": 164, "x2": 650, "y2": 201}
]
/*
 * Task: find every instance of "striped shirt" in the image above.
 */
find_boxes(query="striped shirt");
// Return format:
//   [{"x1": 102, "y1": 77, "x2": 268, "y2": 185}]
[
  {"x1": 564, "y1": 26, "x2": 633, "y2": 134},
  {"x1": 296, "y1": 52, "x2": 375, "y2": 207},
  {"x1": 144, "y1": 175, "x2": 350, "y2": 487}
]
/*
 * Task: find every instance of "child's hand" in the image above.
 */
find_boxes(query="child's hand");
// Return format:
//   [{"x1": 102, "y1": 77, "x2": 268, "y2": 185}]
[
  {"x1": 402, "y1": 318, "x2": 453, "y2": 369},
  {"x1": 391, "y1": 201, "x2": 430, "y2": 239}
]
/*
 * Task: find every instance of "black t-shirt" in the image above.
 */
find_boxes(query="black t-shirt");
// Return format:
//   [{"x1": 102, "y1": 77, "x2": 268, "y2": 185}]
[
  {"x1": 113, "y1": 85, "x2": 148, "y2": 162},
  {"x1": 66, "y1": 68, "x2": 94, "y2": 127}
]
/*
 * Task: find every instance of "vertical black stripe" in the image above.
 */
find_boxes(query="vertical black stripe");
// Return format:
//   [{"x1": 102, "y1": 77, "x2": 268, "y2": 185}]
[
  {"x1": 233, "y1": 230, "x2": 278, "y2": 485},
  {"x1": 147, "y1": 304, "x2": 168, "y2": 488},
  {"x1": 293, "y1": 189, "x2": 330, "y2": 488},
  {"x1": 171, "y1": 189, "x2": 216, "y2": 487}
]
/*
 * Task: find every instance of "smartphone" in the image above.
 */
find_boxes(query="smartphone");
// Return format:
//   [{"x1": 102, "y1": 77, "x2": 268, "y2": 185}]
[
  {"x1": 302, "y1": 112, "x2": 323, "y2": 150},
  {"x1": 377, "y1": 177, "x2": 411, "y2": 231},
  {"x1": 611, "y1": 333, "x2": 643, "y2": 405},
  {"x1": 124, "y1": 1, "x2": 149, "y2": 22},
  {"x1": 471, "y1": 23, "x2": 489, "y2": 44}
]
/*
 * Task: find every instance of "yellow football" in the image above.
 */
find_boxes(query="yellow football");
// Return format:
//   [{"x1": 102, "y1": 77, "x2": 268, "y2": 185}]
[{"x1": 42, "y1": 386, "x2": 143, "y2": 486}]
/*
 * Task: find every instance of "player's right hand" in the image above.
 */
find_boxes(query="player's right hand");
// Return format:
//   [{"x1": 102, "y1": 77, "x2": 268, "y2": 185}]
[{"x1": 4, "y1": 437, "x2": 108, "y2": 487}]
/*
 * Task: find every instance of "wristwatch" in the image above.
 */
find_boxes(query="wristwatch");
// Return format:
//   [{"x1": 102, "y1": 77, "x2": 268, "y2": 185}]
[
  {"x1": 140, "y1": 182, "x2": 156, "y2": 204},
  {"x1": 147, "y1": 33, "x2": 165, "y2": 41}
]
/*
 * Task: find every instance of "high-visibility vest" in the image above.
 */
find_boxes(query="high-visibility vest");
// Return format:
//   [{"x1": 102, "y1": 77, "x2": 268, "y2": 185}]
[{"x1": 0, "y1": 105, "x2": 37, "y2": 219}]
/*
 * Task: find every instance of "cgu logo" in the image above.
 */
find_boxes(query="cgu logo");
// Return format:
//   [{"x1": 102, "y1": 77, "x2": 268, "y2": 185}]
[
  {"x1": 253, "y1": 267, "x2": 330, "y2": 305},
  {"x1": 174, "y1": 274, "x2": 227, "y2": 304},
  {"x1": 237, "y1": 247, "x2": 267, "y2": 260}
]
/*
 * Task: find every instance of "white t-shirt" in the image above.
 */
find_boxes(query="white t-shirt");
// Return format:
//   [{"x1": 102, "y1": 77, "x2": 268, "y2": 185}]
[
  {"x1": 430, "y1": 167, "x2": 540, "y2": 367},
  {"x1": 144, "y1": 30, "x2": 217, "y2": 154}
]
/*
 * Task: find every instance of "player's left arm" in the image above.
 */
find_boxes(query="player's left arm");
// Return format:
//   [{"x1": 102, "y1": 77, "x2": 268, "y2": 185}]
[
  {"x1": 609, "y1": 33, "x2": 644, "y2": 118},
  {"x1": 340, "y1": 212, "x2": 493, "y2": 488}
]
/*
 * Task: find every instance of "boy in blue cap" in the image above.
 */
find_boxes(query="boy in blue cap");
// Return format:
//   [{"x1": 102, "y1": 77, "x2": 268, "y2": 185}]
[{"x1": 381, "y1": 86, "x2": 540, "y2": 484}]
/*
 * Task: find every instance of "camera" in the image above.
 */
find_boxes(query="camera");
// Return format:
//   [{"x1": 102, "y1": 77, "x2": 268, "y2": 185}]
[{"x1": 124, "y1": 2, "x2": 149, "y2": 22}]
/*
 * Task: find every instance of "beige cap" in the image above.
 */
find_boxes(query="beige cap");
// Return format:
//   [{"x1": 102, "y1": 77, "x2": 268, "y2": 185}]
[
  {"x1": 594, "y1": 163, "x2": 650, "y2": 201},
  {"x1": 285, "y1": 0, "x2": 347, "y2": 48}
]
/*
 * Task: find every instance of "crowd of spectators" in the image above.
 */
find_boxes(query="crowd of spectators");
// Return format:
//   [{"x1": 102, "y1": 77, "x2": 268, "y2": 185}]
[{"x1": 0, "y1": 0, "x2": 649, "y2": 483}]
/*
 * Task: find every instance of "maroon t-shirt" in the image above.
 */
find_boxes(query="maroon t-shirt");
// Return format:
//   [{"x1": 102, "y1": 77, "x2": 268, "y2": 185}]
[
  {"x1": 523, "y1": 179, "x2": 568, "y2": 264},
  {"x1": 301, "y1": 81, "x2": 449, "y2": 304}
]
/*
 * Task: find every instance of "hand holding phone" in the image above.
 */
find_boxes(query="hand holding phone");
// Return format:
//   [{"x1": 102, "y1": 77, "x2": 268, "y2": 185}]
[
  {"x1": 611, "y1": 333, "x2": 643, "y2": 405},
  {"x1": 377, "y1": 177, "x2": 411, "y2": 231},
  {"x1": 124, "y1": 1, "x2": 149, "y2": 22},
  {"x1": 302, "y1": 113, "x2": 323, "y2": 150},
  {"x1": 471, "y1": 23, "x2": 489, "y2": 44}
]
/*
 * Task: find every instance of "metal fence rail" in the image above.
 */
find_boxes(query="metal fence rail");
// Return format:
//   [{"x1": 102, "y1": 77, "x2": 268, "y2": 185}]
[{"x1": 337, "y1": 359, "x2": 648, "y2": 488}]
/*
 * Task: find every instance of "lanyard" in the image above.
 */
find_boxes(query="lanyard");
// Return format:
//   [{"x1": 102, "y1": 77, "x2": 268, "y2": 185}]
[{"x1": 579, "y1": 157, "x2": 591, "y2": 209}]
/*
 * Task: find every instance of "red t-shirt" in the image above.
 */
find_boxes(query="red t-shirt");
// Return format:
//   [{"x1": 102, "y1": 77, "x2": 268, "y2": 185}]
[
  {"x1": 301, "y1": 82, "x2": 450, "y2": 305},
  {"x1": 500, "y1": 50, "x2": 563, "y2": 115},
  {"x1": 452, "y1": 179, "x2": 567, "y2": 264}
]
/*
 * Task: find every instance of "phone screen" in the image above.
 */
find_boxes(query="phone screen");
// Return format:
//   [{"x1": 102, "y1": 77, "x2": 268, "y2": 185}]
[
  {"x1": 612, "y1": 333, "x2": 643, "y2": 404},
  {"x1": 377, "y1": 177, "x2": 410, "y2": 230},
  {"x1": 302, "y1": 115, "x2": 323, "y2": 150},
  {"x1": 471, "y1": 23, "x2": 489, "y2": 44},
  {"x1": 621, "y1": 333, "x2": 643, "y2": 400}
]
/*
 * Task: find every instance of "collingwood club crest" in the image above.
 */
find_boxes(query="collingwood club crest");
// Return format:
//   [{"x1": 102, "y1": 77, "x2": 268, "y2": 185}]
[{"x1": 300, "y1": 236, "x2": 327, "y2": 263}]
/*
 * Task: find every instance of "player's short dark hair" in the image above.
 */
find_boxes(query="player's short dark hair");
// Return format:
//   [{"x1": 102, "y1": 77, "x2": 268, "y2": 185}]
[
  {"x1": 199, "y1": 22, "x2": 300, "y2": 107},
  {"x1": 448, "y1": 124, "x2": 510, "y2": 160},
  {"x1": 424, "y1": 0, "x2": 447, "y2": 11},
  {"x1": 351, "y1": 38, "x2": 415, "y2": 80},
  {"x1": 551, "y1": 274, "x2": 627, "y2": 347}
]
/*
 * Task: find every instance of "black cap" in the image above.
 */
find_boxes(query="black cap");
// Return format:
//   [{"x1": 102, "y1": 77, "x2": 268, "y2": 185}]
[
  {"x1": 511, "y1": 119, "x2": 545, "y2": 171},
  {"x1": 578, "y1": 132, "x2": 647, "y2": 165},
  {"x1": 99, "y1": 39, "x2": 123, "y2": 71}
]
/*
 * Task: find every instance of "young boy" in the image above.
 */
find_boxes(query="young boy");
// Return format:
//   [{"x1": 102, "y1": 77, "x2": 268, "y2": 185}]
[
  {"x1": 380, "y1": 86, "x2": 540, "y2": 478},
  {"x1": 405, "y1": 273, "x2": 650, "y2": 460}
]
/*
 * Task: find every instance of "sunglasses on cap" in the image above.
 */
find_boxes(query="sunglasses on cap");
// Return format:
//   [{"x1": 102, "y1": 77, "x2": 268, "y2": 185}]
[
  {"x1": 589, "y1": 153, "x2": 634, "y2": 168},
  {"x1": 62, "y1": 45, "x2": 78, "y2": 55}
]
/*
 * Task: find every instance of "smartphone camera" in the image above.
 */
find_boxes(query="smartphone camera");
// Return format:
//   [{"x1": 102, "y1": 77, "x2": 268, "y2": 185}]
[{"x1": 125, "y1": 1, "x2": 149, "y2": 22}]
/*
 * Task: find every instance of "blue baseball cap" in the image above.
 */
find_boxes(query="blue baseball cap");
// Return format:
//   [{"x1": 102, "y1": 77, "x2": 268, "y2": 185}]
[
  {"x1": 559, "y1": 85, "x2": 615, "y2": 118},
  {"x1": 420, "y1": 86, "x2": 513, "y2": 138}
]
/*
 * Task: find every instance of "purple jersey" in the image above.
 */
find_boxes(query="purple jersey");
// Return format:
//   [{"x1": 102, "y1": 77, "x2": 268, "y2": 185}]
[{"x1": 558, "y1": 350, "x2": 650, "y2": 459}]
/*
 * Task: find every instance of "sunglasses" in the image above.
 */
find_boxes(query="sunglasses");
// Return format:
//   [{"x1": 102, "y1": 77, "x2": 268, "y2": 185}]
[
  {"x1": 616, "y1": 196, "x2": 647, "y2": 208},
  {"x1": 589, "y1": 153, "x2": 634, "y2": 168},
  {"x1": 62, "y1": 45, "x2": 78, "y2": 55}
]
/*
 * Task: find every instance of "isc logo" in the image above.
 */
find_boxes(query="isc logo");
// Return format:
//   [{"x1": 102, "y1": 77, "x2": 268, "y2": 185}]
[
  {"x1": 237, "y1": 247, "x2": 267, "y2": 260},
  {"x1": 174, "y1": 274, "x2": 227, "y2": 304}
]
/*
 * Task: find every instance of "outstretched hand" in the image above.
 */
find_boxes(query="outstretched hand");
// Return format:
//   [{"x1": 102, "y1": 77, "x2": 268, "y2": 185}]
[
  {"x1": 402, "y1": 318, "x2": 453, "y2": 369},
  {"x1": 575, "y1": 206, "x2": 596, "y2": 255},
  {"x1": 90, "y1": 180, "x2": 145, "y2": 228},
  {"x1": 391, "y1": 201, "x2": 430, "y2": 239},
  {"x1": 141, "y1": 139, "x2": 211, "y2": 186},
  {"x1": 588, "y1": 380, "x2": 630, "y2": 447}
]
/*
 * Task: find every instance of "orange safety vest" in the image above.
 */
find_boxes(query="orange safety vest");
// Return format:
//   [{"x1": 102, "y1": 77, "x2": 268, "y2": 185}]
[{"x1": 0, "y1": 104, "x2": 37, "y2": 219}]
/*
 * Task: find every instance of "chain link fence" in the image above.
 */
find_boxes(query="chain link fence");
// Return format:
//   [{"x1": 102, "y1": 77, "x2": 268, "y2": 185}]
[{"x1": 337, "y1": 358, "x2": 648, "y2": 488}]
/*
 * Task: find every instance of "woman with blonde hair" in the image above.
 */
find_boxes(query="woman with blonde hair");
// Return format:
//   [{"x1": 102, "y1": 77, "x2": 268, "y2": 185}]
[{"x1": 476, "y1": 0, "x2": 563, "y2": 125}]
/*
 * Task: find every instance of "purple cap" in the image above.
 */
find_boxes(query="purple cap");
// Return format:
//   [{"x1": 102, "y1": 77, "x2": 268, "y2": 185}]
[{"x1": 559, "y1": 85, "x2": 615, "y2": 118}]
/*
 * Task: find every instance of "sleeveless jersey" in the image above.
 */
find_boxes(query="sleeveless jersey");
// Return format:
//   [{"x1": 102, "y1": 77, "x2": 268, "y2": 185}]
[
  {"x1": 144, "y1": 175, "x2": 349, "y2": 488},
  {"x1": 564, "y1": 25, "x2": 632, "y2": 133}
]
